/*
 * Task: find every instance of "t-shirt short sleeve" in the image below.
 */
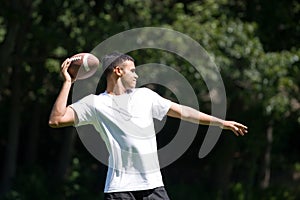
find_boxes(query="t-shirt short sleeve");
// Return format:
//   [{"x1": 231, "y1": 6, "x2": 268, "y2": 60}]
[
  {"x1": 70, "y1": 94, "x2": 96, "y2": 127},
  {"x1": 149, "y1": 89, "x2": 172, "y2": 121}
]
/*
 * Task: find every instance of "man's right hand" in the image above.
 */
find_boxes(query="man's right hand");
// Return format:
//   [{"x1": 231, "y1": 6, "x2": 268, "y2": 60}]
[
  {"x1": 61, "y1": 58, "x2": 74, "y2": 83},
  {"x1": 48, "y1": 58, "x2": 76, "y2": 128}
]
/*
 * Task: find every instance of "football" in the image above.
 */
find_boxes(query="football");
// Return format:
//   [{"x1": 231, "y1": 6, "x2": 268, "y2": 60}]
[{"x1": 68, "y1": 53, "x2": 100, "y2": 80}]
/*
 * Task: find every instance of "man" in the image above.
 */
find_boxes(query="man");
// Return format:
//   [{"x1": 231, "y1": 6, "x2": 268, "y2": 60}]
[{"x1": 49, "y1": 52, "x2": 247, "y2": 200}]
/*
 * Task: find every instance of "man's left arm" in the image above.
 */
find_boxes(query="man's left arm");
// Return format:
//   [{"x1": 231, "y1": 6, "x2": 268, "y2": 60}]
[{"x1": 167, "y1": 102, "x2": 248, "y2": 136}]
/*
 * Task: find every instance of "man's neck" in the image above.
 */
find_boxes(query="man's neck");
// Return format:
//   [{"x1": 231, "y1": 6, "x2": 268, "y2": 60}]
[{"x1": 106, "y1": 79, "x2": 127, "y2": 95}]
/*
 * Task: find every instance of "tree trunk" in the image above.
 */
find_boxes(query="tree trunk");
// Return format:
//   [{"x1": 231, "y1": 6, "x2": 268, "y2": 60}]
[
  {"x1": 0, "y1": 2, "x2": 33, "y2": 195},
  {"x1": 260, "y1": 122, "x2": 273, "y2": 189},
  {"x1": 24, "y1": 104, "x2": 41, "y2": 166},
  {"x1": 0, "y1": 0, "x2": 32, "y2": 89},
  {"x1": 209, "y1": 134, "x2": 236, "y2": 198},
  {"x1": 0, "y1": 23, "x2": 19, "y2": 89},
  {"x1": 54, "y1": 128, "x2": 77, "y2": 182},
  {"x1": 0, "y1": 65, "x2": 22, "y2": 196}
]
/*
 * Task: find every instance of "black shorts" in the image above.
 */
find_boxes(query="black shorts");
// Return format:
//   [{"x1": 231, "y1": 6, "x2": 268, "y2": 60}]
[{"x1": 104, "y1": 186, "x2": 170, "y2": 200}]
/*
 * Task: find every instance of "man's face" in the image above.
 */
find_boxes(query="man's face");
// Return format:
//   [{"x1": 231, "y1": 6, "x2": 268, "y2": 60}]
[{"x1": 119, "y1": 60, "x2": 138, "y2": 89}]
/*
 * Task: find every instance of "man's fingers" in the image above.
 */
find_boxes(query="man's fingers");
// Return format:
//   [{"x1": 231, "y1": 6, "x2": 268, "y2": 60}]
[
  {"x1": 232, "y1": 128, "x2": 239, "y2": 136},
  {"x1": 59, "y1": 58, "x2": 74, "y2": 82},
  {"x1": 223, "y1": 121, "x2": 248, "y2": 136},
  {"x1": 238, "y1": 127, "x2": 245, "y2": 136},
  {"x1": 235, "y1": 122, "x2": 248, "y2": 130},
  {"x1": 234, "y1": 122, "x2": 248, "y2": 136},
  {"x1": 61, "y1": 58, "x2": 71, "y2": 70},
  {"x1": 232, "y1": 124, "x2": 248, "y2": 136}
]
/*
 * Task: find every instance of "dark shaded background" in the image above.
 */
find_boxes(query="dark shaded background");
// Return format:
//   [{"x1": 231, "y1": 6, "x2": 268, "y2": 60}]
[{"x1": 0, "y1": 0, "x2": 299, "y2": 199}]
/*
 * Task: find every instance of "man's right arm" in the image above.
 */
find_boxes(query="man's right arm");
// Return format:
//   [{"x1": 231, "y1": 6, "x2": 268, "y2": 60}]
[{"x1": 48, "y1": 59, "x2": 76, "y2": 128}]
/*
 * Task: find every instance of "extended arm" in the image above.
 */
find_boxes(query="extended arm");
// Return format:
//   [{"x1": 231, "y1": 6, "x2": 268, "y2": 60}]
[
  {"x1": 48, "y1": 59, "x2": 76, "y2": 128},
  {"x1": 167, "y1": 102, "x2": 248, "y2": 136}
]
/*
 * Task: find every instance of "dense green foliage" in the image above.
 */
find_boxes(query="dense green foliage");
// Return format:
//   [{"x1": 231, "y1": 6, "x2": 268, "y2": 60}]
[{"x1": 0, "y1": 0, "x2": 299, "y2": 199}]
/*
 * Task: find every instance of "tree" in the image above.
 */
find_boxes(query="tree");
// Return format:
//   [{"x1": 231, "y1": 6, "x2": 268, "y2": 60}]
[{"x1": 0, "y1": 0, "x2": 299, "y2": 199}]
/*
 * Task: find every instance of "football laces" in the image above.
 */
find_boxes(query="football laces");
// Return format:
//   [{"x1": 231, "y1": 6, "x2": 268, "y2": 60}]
[{"x1": 69, "y1": 56, "x2": 81, "y2": 62}]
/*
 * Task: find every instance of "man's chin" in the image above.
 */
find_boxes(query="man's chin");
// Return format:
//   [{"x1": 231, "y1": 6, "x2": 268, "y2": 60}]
[
  {"x1": 126, "y1": 86, "x2": 136, "y2": 91},
  {"x1": 130, "y1": 84, "x2": 136, "y2": 89}
]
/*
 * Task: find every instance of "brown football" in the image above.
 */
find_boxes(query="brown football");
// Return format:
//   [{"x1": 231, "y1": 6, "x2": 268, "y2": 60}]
[{"x1": 68, "y1": 53, "x2": 99, "y2": 80}]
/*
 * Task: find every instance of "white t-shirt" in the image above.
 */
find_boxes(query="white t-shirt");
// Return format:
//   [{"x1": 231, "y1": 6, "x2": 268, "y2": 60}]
[{"x1": 70, "y1": 87, "x2": 171, "y2": 193}]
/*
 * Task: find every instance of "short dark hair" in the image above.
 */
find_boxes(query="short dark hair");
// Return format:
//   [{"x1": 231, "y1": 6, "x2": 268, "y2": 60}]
[{"x1": 101, "y1": 52, "x2": 134, "y2": 78}]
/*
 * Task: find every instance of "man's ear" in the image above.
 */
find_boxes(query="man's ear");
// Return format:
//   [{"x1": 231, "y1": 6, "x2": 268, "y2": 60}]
[{"x1": 113, "y1": 66, "x2": 123, "y2": 77}]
